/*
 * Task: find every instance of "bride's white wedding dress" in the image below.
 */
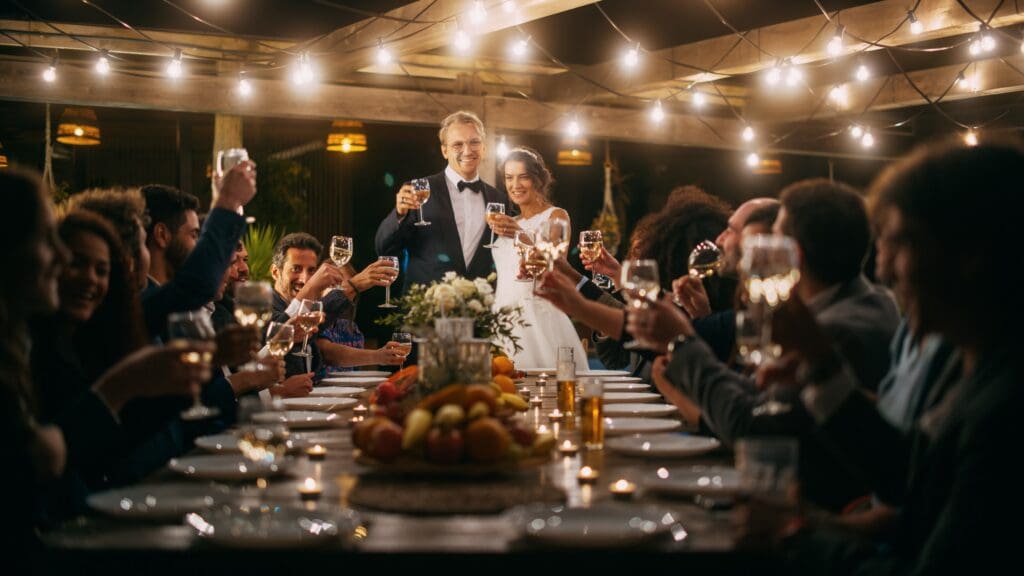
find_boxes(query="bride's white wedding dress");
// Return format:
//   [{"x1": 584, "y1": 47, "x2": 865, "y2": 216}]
[{"x1": 491, "y1": 206, "x2": 588, "y2": 372}]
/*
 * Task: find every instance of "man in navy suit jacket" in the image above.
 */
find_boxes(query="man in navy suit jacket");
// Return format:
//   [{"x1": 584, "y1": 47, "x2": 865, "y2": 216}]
[{"x1": 375, "y1": 110, "x2": 509, "y2": 292}]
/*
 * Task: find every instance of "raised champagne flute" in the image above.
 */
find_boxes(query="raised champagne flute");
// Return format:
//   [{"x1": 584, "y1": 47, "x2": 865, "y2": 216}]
[
  {"x1": 620, "y1": 259, "x2": 661, "y2": 350},
  {"x1": 514, "y1": 230, "x2": 536, "y2": 283},
  {"x1": 484, "y1": 203, "x2": 505, "y2": 248},
  {"x1": 167, "y1": 310, "x2": 219, "y2": 421},
  {"x1": 378, "y1": 256, "x2": 400, "y2": 309},
  {"x1": 234, "y1": 281, "x2": 273, "y2": 372},
  {"x1": 215, "y1": 148, "x2": 250, "y2": 218},
  {"x1": 412, "y1": 178, "x2": 431, "y2": 226},
  {"x1": 536, "y1": 217, "x2": 570, "y2": 271},
  {"x1": 391, "y1": 332, "x2": 413, "y2": 369},
  {"x1": 579, "y1": 230, "x2": 603, "y2": 280},
  {"x1": 741, "y1": 234, "x2": 801, "y2": 416},
  {"x1": 295, "y1": 299, "x2": 324, "y2": 357}
]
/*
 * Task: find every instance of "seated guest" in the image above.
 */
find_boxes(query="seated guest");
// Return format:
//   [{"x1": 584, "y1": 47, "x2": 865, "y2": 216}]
[{"x1": 212, "y1": 241, "x2": 249, "y2": 332}]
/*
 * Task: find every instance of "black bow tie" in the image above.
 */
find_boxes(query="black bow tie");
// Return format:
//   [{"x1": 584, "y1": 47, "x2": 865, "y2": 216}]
[{"x1": 457, "y1": 180, "x2": 484, "y2": 194}]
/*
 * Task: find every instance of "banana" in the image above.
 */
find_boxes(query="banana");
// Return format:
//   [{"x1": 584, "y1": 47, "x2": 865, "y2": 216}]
[
  {"x1": 434, "y1": 404, "x2": 466, "y2": 428},
  {"x1": 401, "y1": 408, "x2": 433, "y2": 450},
  {"x1": 487, "y1": 382, "x2": 503, "y2": 395},
  {"x1": 467, "y1": 401, "x2": 490, "y2": 420},
  {"x1": 500, "y1": 392, "x2": 528, "y2": 411}
]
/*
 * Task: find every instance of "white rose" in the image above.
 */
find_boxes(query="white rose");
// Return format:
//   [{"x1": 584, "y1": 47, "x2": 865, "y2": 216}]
[
  {"x1": 484, "y1": 294, "x2": 494, "y2": 306},
  {"x1": 467, "y1": 299, "x2": 484, "y2": 313},
  {"x1": 443, "y1": 271, "x2": 458, "y2": 282},
  {"x1": 453, "y1": 278, "x2": 476, "y2": 299},
  {"x1": 474, "y1": 278, "x2": 493, "y2": 295},
  {"x1": 433, "y1": 284, "x2": 459, "y2": 310}
]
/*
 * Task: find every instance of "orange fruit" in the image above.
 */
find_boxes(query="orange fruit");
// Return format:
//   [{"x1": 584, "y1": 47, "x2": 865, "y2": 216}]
[
  {"x1": 491, "y1": 356, "x2": 515, "y2": 377},
  {"x1": 464, "y1": 418, "x2": 511, "y2": 464},
  {"x1": 492, "y1": 375, "x2": 516, "y2": 394}
]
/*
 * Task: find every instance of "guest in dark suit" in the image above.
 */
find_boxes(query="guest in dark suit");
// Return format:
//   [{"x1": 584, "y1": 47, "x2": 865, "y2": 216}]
[{"x1": 375, "y1": 110, "x2": 509, "y2": 291}]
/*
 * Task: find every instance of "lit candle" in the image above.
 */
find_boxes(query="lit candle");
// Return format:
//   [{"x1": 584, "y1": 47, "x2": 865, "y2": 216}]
[
  {"x1": 349, "y1": 415, "x2": 364, "y2": 425},
  {"x1": 536, "y1": 374, "x2": 547, "y2": 387},
  {"x1": 529, "y1": 396, "x2": 543, "y2": 407},
  {"x1": 577, "y1": 465, "x2": 599, "y2": 484},
  {"x1": 298, "y1": 477, "x2": 323, "y2": 501},
  {"x1": 536, "y1": 424, "x2": 549, "y2": 435},
  {"x1": 558, "y1": 439, "x2": 579, "y2": 456},
  {"x1": 609, "y1": 478, "x2": 637, "y2": 500},
  {"x1": 518, "y1": 386, "x2": 531, "y2": 400},
  {"x1": 548, "y1": 409, "x2": 564, "y2": 423},
  {"x1": 353, "y1": 404, "x2": 369, "y2": 417},
  {"x1": 306, "y1": 444, "x2": 327, "y2": 460}
]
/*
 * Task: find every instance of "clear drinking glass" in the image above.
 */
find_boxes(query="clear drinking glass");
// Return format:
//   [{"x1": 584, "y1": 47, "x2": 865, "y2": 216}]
[
  {"x1": 579, "y1": 378, "x2": 604, "y2": 450},
  {"x1": 295, "y1": 299, "x2": 324, "y2": 357},
  {"x1": 735, "y1": 437, "x2": 799, "y2": 504},
  {"x1": 484, "y1": 202, "x2": 505, "y2": 248},
  {"x1": 265, "y1": 321, "x2": 295, "y2": 386},
  {"x1": 412, "y1": 178, "x2": 431, "y2": 226},
  {"x1": 579, "y1": 230, "x2": 603, "y2": 281},
  {"x1": 330, "y1": 235, "x2": 353, "y2": 267},
  {"x1": 378, "y1": 256, "x2": 400, "y2": 309},
  {"x1": 167, "y1": 310, "x2": 219, "y2": 421},
  {"x1": 215, "y1": 148, "x2": 250, "y2": 217},
  {"x1": 233, "y1": 281, "x2": 273, "y2": 372},
  {"x1": 514, "y1": 230, "x2": 537, "y2": 284},
  {"x1": 620, "y1": 259, "x2": 661, "y2": 350},
  {"x1": 740, "y1": 234, "x2": 801, "y2": 416},
  {"x1": 391, "y1": 331, "x2": 413, "y2": 369},
  {"x1": 536, "y1": 217, "x2": 571, "y2": 271}
]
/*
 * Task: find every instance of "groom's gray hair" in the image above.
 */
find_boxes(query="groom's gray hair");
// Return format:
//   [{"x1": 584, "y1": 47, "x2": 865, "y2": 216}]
[{"x1": 438, "y1": 110, "x2": 486, "y2": 144}]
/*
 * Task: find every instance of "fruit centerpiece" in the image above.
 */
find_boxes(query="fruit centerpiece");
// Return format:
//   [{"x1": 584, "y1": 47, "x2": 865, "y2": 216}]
[{"x1": 355, "y1": 358, "x2": 553, "y2": 472}]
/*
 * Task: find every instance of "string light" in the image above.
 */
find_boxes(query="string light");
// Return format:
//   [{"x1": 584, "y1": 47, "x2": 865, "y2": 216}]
[
  {"x1": 166, "y1": 49, "x2": 183, "y2": 78},
  {"x1": 827, "y1": 25, "x2": 844, "y2": 57},
  {"x1": 970, "y1": 32, "x2": 996, "y2": 56},
  {"x1": 622, "y1": 43, "x2": 640, "y2": 68},
  {"x1": 829, "y1": 84, "x2": 849, "y2": 107},
  {"x1": 567, "y1": 116, "x2": 581, "y2": 137},
  {"x1": 855, "y1": 63, "x2": 871, "y2": 82},
  {"x1": 497, "y1": 135, "x2": 510, "y2": 159},
  {"x1": 376, "y1": 39, "x2": 393, "y2": 65},
  {"x1": 908, "y1": 11, "x2": 923, "y2": 35},
  {"x1": 469, "y1": 1, "x2": 487, "y2": 25},
  {"x1": 237, "y1": 70, "x2": 251, "y2": 96},
  {"x1": 650, "y1": 100, "x2": 665, "y2": 123},
  {"x1": 956, "y1": 71, "x2": 979, "y2": 92},
  {"x1": 850, "y1": 124, "x2": 864, "y2": 139},
  {"x1": 742, "y1": 125, "x2": 755, "y2": 142},
  {"x1": 764, "y1": 63, "x2": 781, "y2": 86},
  {"x1": 964, "y1": 128, "x2": 978, "y2": 146},
  {"x1": 292, "y1": 52, "x2": 314, "y2": 85},
  {"x1": 861, "y1": 130, "x2": 875, "y2": 148},
  {"x1": 454, "y1": 28, "x2": 471, "y2": 52},
  {"x1": 42, "y1": 57, "x2": 57, "y2": 82},
  {"x1": 746, "y1": 152, "x2": 760, "y2": 167},
  {"x1": 785, "y1": 64, "x2": 802, "y2": 87},
  {"x1": 691, "y1": 89, "x2": 706, "y2": 107},
  {"x1": 511, "y1": 37, "x2": 529, "y2": 57},
  {"x1": 95, "y1": 50, "x2": 110, "y2": 75}
]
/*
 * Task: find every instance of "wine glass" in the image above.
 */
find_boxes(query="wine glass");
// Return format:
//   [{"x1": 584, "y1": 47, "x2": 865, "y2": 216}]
[
  {"x1": 741, "y1": 234, "x2": 800, "y2": 416},
  {"x1": 265, "y1": 321, "x2": 295, "y2": 380},
  {"x1": 233, "y1": 281, "x2": 273, "y2": 372},
  {"x1": 295, "y1": 299, "x2": 324, "y2": 358},
  {"x1": 579, "y1": 230, "x2": 603, "y2": 281},
  {"x1": 330, "y1": 235, "x2": 353, "y2": 267},
  {"x1": 674, "y1": 240, "x2": 723, "y2": 306},
  {"x1": 536, "y1": 217, "x2": 570, "y2": 271},
  {"x1": 412, "y1": 178, "x2": 431, "y2": 226},
  {"x1": 514, "y1": 230, "x2": 536, "y2": 283},
  {"x1": 620, "y1": 259, "x2": 661, "y2": 350},
  {"x1": 484, "y1": 203, "x2": 505, "y2": 248},
  {"x1": 391, "y1": 332, "x2": 413, "y2": 369},
  {"x1": 378, "y1": 256, "x2": 400, "y2": 309},
  {"x1": 167, "y1": 310, "x2": 219, "y2": 421},
  {"x1": 735, "y1": 302, "x2": 768, "y2": 368},
  {"x1": 215, "y1": 148, "x2": 250, "y2": 217}
]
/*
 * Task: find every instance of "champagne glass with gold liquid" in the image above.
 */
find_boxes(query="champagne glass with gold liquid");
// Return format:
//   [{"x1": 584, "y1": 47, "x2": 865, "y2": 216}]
[
  {"x1": 579, "y1": 230, "x2": 603, "y2": 281},
  {"x1": 294, "y1": 299, "x2": 324, "y2": 357},
  {"x1": 234, "y1": 281, "x2": 273, "y2": 371},
  {"x1": 168, "y1": 310, "x2": 219, "y2": 421},
  {"x1": 484, "y1": 203, "x2": 505, "y2": 248},
  {"x1": 412, "y1": 179, "x2": 431, "y2": 227}
]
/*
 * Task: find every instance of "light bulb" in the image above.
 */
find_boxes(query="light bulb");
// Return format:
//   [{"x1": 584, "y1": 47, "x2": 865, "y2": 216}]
[
  {"x1": 827, "y1": 30, "x2": 843, "y2": 56},
  {"x1": 765, "y1": 65, "x2": 781, "y2": 85},
  {"x1": 497, "y1": 136, "x2": 509, "y2": 159},
  {"x1": 454, "y1": 29, "x2": 471, "y2": 52},
  {"x1": 692, "y1": 90, "x2": 706, "y2": 107},
  {"x1": 829, "y1": 85, "x2": 848, "y2": 107},
  {"x1": 469, "y1": 1, "x2": 486, "y2": 25},
  {"x1": 861, "y1": 131, "x2": 874, "y2": 148},
  {"x1": 746, "y1": 152, "x2": 760, "y2": 167},
  {"x1": 567, "y1": 118, "x2": 581, "y2": 137},
  {"x1": 623, "y1": 45, "x2": 639, "y2": 68},
  {"x1": 742, "y1": 125, "x2": 755, "y2": 142},
  {"x1": 73, "y1": 127, "x2": 84, "y2": 137},
  {"x1": 237, "y1": 74, "x2": 252, "y2": 96},
  {"x1": 511, "y1": 38, "x2": 528, "y2": 57},
  {"x1": 167, "y1": 51, "x2": 183, "y2": 78},
  {"x1": 785, "y1": 65, "x2": 802, "y2": 87},
  {"x1": 850, "y1": 125, "x2": 863, "y2": 139},
  {"x1": 964, "y1": 129, "x2": 978, "y2": 146},
  {"x1": 650, "y1": 101, "x2": 665, "y2": 123},
  {"x1": 376, "y1": 41, "x2": 392, "y2": 65},
  {"x1": 95, "y1": 53, "x2": 110, "y2": 75},
  {"x1": 969, "y1": 39, "x2": 982, "y2": 56},
  {"x1": 981, "y1": 33, "x2": 996, "y2": 52},
  {"x1": 855, "y1": 64, "x2": 870, "y2": 82},
  {"x1": 341, "y1": 139, "x2": 352, "y2": 153},
  {"x1": 42, "y1": 64, "x2": 56, "y2": 83},
  {"x1": 909, "y1": 12, "x2": 923, "y2": 35}
]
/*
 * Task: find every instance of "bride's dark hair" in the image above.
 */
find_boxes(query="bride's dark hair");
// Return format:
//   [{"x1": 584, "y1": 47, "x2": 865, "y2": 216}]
[{"x1": 502, "y1": 146, "x2": 555, "y2": 200}]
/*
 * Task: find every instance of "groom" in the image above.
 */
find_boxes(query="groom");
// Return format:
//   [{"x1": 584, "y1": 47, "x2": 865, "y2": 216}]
[{"x1": 375, "y1": 110, "x2": 508, "y2": 292}]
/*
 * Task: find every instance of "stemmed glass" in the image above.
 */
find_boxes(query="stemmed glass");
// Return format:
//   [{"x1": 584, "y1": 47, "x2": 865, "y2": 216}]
[
  {"x1": 740, "y1": 234, "x2": 801, "y2": 416},
  {"x1": 674, "y1": 240, "x2": 723, "y2": 306},
  {"x1": 233, "y1": 281, "x2": 273, "y2": 372},
  {"x1": 579, "y1": 229, "x2": 603, "y2": 281},
  {"x1": 391, "y1": 332, "x2": 413, "y2": 369},
  {"x1": 412, "y1": 178, "x2": 431, "y2": 226},
  {"x1": 295, "y1": 299, "x2": 324, "y2": 357},
  {"x1": 620, "y1": 259, "x2": 661, "y2": 350},
  {"x1": 330, "y1": 235, "x2": 353, "y2": 267},
  {"x1": 167, "y1": 310, "x2": 219, "y2": 421},
  {"x1": 514, "y1": 230, "x2": 536, "y2": 283},
  {"x1": 378, "y1": 256, "x2": 400, "y2": 309},
  {"x1": 484, "y1": 203, "x2": 505, "y2": 248},
  {"x1": 265, "y1": 322, "x2": 295, "y2": 368},
  {"x1": 536, "y1": 217, "x2": 570, "y2": 271}
]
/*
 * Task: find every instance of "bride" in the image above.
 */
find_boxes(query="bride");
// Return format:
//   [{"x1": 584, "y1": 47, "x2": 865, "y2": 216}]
[{"x1": 487, "y1": 147, "x2": 587, "y2": 372}]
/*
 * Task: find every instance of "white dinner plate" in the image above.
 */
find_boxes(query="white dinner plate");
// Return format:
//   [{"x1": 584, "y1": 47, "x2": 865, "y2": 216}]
[
  {"x1": 309, "y1": 386, "x2": 367, "y2": 398},
  {"x1": 604, "y1": 417, "x2": 682, "y2": 436},
  {"x1": 168, "y1": 455, "x2": 288, "y2": 481},
  {"x1": 88, "y1": 483, "x2": 232, "y2": 521},
  {"x1": 606, "y1": 434, "x2": 722, "y2": 458},
  {"x1": 289, "y1": 430, "x2": 351, "y2": 448},
  {"x1": 578, "y1": 369, "x2": 632, "y2": 377},
  {"x1": 603, "y1": 403, "x2": 678, "y2": 417},
  {"x1": 280, "y1": 397, "x2": 358, "y2": 412},
  {"x1": 187, "y1": 503, "x2": 361, "y2": 548},
  {"x1": 644, "y1": 466, "x2": 742, "y2": 498},
  {"x1": 508, "y1": 502, "x2": 684, "y2": 548},
  {"x1": 603, "y1": 382, "x2": 652, "y2": 392},
  {"x1": 252, "y1": 410, "x2": 343, "y2": 429},
  {"x1": 319, "y1": 376, "x2": 386, "y2": 388},
  {"x1": 602, "y1": 392, "x2": 662, "y2": 404},
  {"x1": 326, "y1": 370, "x2": 391, "y2": 378}
]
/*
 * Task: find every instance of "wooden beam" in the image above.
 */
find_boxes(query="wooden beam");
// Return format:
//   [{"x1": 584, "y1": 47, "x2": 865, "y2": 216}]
[
  {"x1": 533, "y1": 0, "x2": 1024, "y2": 103},
  {"x1": 309, "y1": 0, "x2": 599, "y2": 77},
  {"x1": 0, "y1": 19, "x2": 289, "y2": 59},
  {"x1": 747, "y1": 56, "x2": 1024, "y2": 123},
  {"x1": 0, "y1": 59, "x2": 744, "y2": 151}
]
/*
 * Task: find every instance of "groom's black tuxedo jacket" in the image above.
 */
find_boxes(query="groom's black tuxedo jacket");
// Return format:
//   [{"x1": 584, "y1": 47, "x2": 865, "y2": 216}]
[{"x1": 375, "y1": 170, "x2": 507, "y2": 292}]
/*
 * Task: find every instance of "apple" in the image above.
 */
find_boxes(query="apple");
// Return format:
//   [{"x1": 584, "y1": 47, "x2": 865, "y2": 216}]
[
  {"x1": 368, "y1": 419, "x2": 403, "y2": 462},
  {"x1": 425, "y1": 428, "x2": 465, "y2": 465}
]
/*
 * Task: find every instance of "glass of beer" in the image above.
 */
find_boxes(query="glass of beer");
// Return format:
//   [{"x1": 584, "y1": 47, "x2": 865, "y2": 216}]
[
  {"x1": 556, "y1": 346, "x2": 576, "y2": 422},
  {"x1": 484, "y1": 202, "x2": 505, "y2": 248},
  {"x1": 412, "y1": 178, "x2": 431, "y2": 226},
  {"x1": 579, "y1": 378, "x2": 604, "y2": 450}
]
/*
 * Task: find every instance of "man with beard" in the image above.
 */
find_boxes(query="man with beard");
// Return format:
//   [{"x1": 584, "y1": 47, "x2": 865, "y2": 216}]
[
  {"x1": 375, "y1": 110, "x2": 508, "y2": 290},
  {"x1": 141, "y1": 184, "x2": 201, "y2": 286}
]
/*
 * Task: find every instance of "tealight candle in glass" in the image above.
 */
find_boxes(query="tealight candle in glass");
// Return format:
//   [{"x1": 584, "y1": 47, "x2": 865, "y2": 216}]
[{"x1": 298, "y1": 477, "x2": 323, "y2": 501}]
